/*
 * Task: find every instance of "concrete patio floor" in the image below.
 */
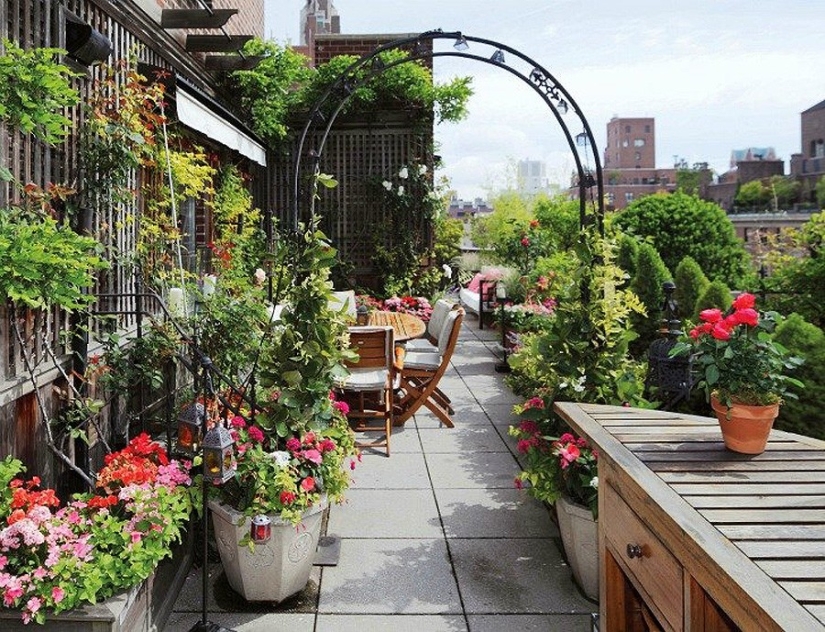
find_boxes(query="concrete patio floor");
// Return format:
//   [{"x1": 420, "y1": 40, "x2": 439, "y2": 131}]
[{"x1": 166, "y1": 316, "x2": 597, "y2": 631}]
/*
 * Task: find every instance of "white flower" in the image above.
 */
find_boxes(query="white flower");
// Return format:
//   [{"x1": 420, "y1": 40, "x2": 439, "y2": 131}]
[
  {"x1": 442, "y1": 263, "x2": 452, "y2": 279},
  {"x1": 418, "y1": 164, "x2": 428, "y2": 175},
  {"x1": 253, "y1": 268, "x2": 266, "y2": 285},
  {"x1": 572, "y1": 375, "x2": 586, "y2": 393},
  {"x1": 398, "y1": 167, "x2": 409, "y2": 179},
  {"x1": 269, "y1": 451, "x2": 291, "y2": 467},
  {"x1": 428, "y1": 191, "x2": 441, "y2": 201},
  {"x1": 590, "y1": 476, "x2": 599, "y2": 489},
  {"x1": 382, "y1": 180, "x2": 393, "y2": 191},
  {"x1": 397, "y1": 185, "x2": 405, "y2": 196}
]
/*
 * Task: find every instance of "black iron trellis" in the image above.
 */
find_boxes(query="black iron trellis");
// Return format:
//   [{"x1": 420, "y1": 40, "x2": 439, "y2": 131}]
[{"x1": 290, "y1": 29, "x2": 605, "y2": 235}]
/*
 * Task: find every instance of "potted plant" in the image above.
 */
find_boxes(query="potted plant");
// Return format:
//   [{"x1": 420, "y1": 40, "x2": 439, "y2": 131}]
[
  {"x1": 207, "y1": 408, "x2": 357, "y2": 603},
  {"x1": 670, "y1": 292, "x2": 803, "y2": 454},
  {"x1": 510, "y1": 398, "x2": 599, "y2": 601}
]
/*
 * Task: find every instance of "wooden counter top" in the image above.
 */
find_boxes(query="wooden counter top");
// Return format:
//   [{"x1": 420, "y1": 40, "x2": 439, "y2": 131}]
[{"x1": 554, "y1": 402, "x2": 825, "y2": 631}]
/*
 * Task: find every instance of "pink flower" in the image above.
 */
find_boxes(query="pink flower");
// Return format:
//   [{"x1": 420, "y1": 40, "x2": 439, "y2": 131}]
[
  {"x1": 524, "y1": 397, "x2": 544, "y2": 410},
  {"x1": 300, "y1": 477, "x2": 316, "y2": 492},
  {"x1": 51, "y1": 586, "x2": 65, "y2": 603},
  {"x1": 230, "y1": 416, "x2": 247, "y2": 429},
  {"x1": 699, "y1": 308, "x2": 723, "y2": 323},
  {"x1": 514, "y1": 477, "x2": 524, "y2": 489},
  {"x1": 333, "y1": 400, "x2": 350, "y2": 416},
  {"x1": 519, "y1": 420, "x2": 539, "y2": 434},
  {"x1": 521, "y1": 237, "x2": 530, "y2": 247},
  {"x1": 319, "y1": 439, "x2": 336, "y2": 453},
  {"x1": 517, "y1": 439, "x2": 533, "y2": 454},
  {"x1": 732, "y1": 292, "x2": 756, "y2": 310},
  {"x1": 247, "y1": 426, "x2": 264, "y2": 443},
  {"x1": 130, "y1": 531, "x2": 142, "y2": 544},
  {"x1": 557, "y1": 443, "x2": 580, "y2": 468},
  {"x1": 303, "y1": 432, "x2": 316, "y2": 445},
  {"x1": 711, "y1": 323, "x2": 731, "y2": 340},
  {"x1": 733, "y1": 307, "x2": 759, "y2": 327},
  {"x1": 286, "y1": 437, "x2": 301, "y2": 452},
  {"x1": 302, "y1": 449, "x2": 323, "y2": 465}
]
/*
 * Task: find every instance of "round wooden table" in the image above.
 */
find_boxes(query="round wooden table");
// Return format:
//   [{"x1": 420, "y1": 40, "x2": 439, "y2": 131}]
[{"x1": 367, "y1": 311, "x2": 426, "y2": 342}]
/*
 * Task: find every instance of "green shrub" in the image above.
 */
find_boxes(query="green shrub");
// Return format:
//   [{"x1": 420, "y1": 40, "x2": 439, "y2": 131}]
[
  {"x1": 694, "y1": 279, "x2": 731, "y2": 321},
  {"x1": 773, "y1": 313, "x2": 825, "y2": 439},
  {"x1": 674, "y1": 256, "x2": 710, "y2": 325},
  {"x1": 629, "y1": 243, "x2": 672, "y2": 357},
  {"x1": 616, "y1": 233, "x2": 639, "y2": 287}
]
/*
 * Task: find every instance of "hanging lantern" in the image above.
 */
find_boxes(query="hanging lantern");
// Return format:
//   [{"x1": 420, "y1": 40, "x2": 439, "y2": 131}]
[
  {"x1": 177, "y1": 402, "x2": 205, "y2": 457},
  {"x1": 250, "y1": 514, "x2": 272, "y2": 543},
  {"x1": 202, "y1": 424, "x2": 236, "y2": 483}
]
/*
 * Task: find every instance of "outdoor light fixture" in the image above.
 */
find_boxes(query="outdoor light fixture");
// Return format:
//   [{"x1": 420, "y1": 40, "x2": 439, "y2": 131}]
[
  {"x1": 453, "y1": 35, "x2": 469, "y2": 51},
  {"x1": 371, "y1": 56, "x2": 385, "y2": 71},
  {"x1": 490, "y1": 49, "x2": 505, "y2": 64},
  {"x1": 202, "y1": 424, "x2": 236, "y2": 484},
  {"x1": 64, "y1": 11, "x2": 112, "y2": 66},
  {"x1": 250, "y1": 515, "x2": 272, "y2": 543},
  {"x1": 177, "y1": 402, "x2": 205, "y2": 457},
  {"x1": 576, "y1": 132, "x2": 590, "y2": 147},
  {"x1": 494, "y1": 284, "x2": 511, "y2": 374},
  {"x1": 557, "y1": 99, "x2": 569, "y2": 115}
]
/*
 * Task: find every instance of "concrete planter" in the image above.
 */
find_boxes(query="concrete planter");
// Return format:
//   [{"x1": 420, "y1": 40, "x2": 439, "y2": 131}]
[
  {"x1": 209, "y1": 498, "x2": 326, "y2": 602},
  {"x1": 556, "y1": 495, "x2": 599, "y2": 601}
]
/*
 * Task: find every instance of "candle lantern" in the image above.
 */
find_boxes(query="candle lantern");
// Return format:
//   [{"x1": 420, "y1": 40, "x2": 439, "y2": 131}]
[
  {"x1": 250, "y1": 514, "x2": 272, "y2": 543},
  {"x1": 202, "y1": 424, "x2": 236, "y2": 484},
  {"x1": 356, "y1": 304, "x2": 369, "y2": 325},
  {"x1": 177, "y1": 402, "x2": 205, "y2": 457}
]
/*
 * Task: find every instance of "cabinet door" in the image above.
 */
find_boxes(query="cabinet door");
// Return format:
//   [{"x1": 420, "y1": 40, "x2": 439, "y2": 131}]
[
  {"x1": 689, "y1": 578, "x2": 740, "y2": 632},
  {"x1": 604, "y1": 548, "x2": 667, "y2": 631}
]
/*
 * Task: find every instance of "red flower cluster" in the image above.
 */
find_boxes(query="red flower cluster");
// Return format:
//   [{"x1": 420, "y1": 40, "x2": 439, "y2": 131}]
[
  {"x1": 690, "y1": 293, "x2": 759, "y2": 341},
  {"x1": 96, "y1": 433, "x2": 169, "y2": 493}
]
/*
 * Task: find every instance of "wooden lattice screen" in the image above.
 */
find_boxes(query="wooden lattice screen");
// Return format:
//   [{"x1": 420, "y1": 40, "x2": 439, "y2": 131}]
[{"x1": 273, "y1": 115, "x2": 432, "y2": 287}]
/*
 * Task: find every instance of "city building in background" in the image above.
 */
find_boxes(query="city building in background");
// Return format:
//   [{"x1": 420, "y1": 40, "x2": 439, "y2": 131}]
[
  {"x1": 517, "y1": 159, "x2": 549, "y2": 195},
  {"x1": 790, "y1": 99, "x2": 825, "y2": 204}
]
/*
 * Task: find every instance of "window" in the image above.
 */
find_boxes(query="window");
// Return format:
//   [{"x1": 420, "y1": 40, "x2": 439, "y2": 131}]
[
  {"x1": 645, "y1": 125, "x2": 651, "y2": 133},
  {"x1": 625, "y1": 192, "x2": 635, "y2": 203},
  {"x1": 625, "y1": 125, "x2": 631, "y2": 133},
  {"x1": 634, "y1": 138, "x2": 645, "y2": 147},
  {"x1": 743, "y1": 228, "x2": 750, "y2": 242},
  {"x1": 622, "y1": 140, "x2": 629, "y2": 147}
]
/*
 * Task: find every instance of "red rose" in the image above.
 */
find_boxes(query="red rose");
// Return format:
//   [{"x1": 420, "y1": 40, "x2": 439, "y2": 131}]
[
  {"x1": 732, "y1": 292, "x2": 756, "y2": 310},
  {"x1": 733, "y1": 307, "x2": 759, "y2": 327},
  {"x1": 711, "y1": 323, "x2": 731, "y2": 340},
  {"x1": 699, "y1": 308, "x2": 723, "y2": 324}
]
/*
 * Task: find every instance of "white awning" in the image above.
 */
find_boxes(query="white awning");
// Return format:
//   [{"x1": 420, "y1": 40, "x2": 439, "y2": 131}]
[{"x1": 176, "y1": 86, "x2": 266, "y2": 166}]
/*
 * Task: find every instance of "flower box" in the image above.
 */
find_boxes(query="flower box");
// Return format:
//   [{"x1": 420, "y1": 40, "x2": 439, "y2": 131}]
[{"x1": 0, "y1": 527, "x2": 192, "y2": 631}]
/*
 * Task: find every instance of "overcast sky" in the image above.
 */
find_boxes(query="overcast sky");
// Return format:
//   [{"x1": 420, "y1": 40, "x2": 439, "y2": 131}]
[{"x1": 265, "y1": 1, "x2": 825, "y2": 200}]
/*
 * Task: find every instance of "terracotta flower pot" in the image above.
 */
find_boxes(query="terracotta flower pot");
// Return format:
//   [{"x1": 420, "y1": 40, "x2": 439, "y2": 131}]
[{"x1": 710, "y1": 395, "x2": 780, "y2": 455}]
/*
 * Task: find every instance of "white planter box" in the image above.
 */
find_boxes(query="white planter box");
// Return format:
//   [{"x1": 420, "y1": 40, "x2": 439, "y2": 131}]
[{"x1": 209, "y1": 499, "x2": 326, "y2": 602}]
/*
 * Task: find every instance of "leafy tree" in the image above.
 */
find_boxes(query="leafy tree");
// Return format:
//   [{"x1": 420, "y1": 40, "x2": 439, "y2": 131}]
[
  {"x1": 433, "y1": 216, "x2": 463, "y2": 271},
  {"x1": 735, "y1": 180, "x2": 769, "y2": 210},
  {"x1": 773, "y1": 313, "x2": 825, "y2": 439},
  {"x1": 673, "y1": 256, "x2": 709, "y2": 325},
  {"x1": 613, "y1": 191, "x2": 752, "y2": 287},
  {"x1": 533, "y1": 197, "x2": 580, "y2": 251},
  {"x1": 694, "y1": 279, "x2": 731, "y2": 321},
  {"x1": 629, "y1": 244, "x2": 672, "y2": 357},
  {"x1": 768, "y1": 175, "x2": 801, "y2": 210},
  {"x1": 816, "y1": 175, "x2": 825, "y2": 209}
]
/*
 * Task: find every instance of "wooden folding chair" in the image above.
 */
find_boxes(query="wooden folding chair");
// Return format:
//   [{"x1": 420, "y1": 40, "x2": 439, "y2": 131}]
[
  {"x1": 395, "y1": 307, "x2": 464, "y2": 427},
  {"x1": 405, "y1": 298, "x2": 456, "y2": 353},
  {"x1": 336, "y1": 326, "x2": 395, "y2": 456}
]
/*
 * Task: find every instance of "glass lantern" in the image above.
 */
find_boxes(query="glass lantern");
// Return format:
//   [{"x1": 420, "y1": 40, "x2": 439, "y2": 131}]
[
  {"x1": 250, "y1": 515, "x2": 272, "y2": 543},
  {"x1": 177, "y1": 402, "x2": 205, "y2": 457},
  {"x1": 202, "y1": 424, "x2": 236, "y2": 484}
]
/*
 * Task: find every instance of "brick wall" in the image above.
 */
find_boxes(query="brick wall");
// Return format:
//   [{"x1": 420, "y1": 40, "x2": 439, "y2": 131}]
[{"x1": 314, "y1": 33, "x2": 432, "y2": 68}]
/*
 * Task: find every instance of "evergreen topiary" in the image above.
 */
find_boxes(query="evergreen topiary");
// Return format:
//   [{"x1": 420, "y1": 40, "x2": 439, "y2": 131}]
[
  {"x1": 629, "y1": 243, "x2": 672, "y2": 358},
  {"x1": 773, "y1": 313, "x2": 825, "y2": 439},
  {"x1": 694, "y1": 280, "x2": 732, "y2": 322},
  {"x1": 674, "y1": 256, "x2": 710, "y2": 325},
  {"x1": 616, "y1": 233, "x2": 639, "y2": 288}
]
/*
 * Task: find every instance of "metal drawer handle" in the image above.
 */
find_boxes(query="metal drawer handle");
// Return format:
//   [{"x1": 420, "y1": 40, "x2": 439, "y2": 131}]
[{"x1": 626, "y1": 543, "x2": 643, "y2": 559}]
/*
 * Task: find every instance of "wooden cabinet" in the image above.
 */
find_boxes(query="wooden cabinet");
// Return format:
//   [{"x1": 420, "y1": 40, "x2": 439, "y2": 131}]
[{"x1": 555, "y1": 402, "x2": 825, "y2": 632}]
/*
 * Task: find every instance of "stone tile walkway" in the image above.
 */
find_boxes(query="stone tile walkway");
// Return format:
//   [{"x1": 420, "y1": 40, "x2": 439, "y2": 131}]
[{"x1": 166, "y1": 317, "x2": 597, "y2": 631}]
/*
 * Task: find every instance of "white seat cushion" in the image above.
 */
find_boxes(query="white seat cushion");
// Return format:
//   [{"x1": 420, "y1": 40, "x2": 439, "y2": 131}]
[
  {"x1": 405, "y1": 338, "x2": 438, "y2": 352},
  {"x1": 403, "y1": 351, "x2": 441, "y2": 371},
  {"x1": 336, "y1": 368, "x2": 390, "y2": 391}
]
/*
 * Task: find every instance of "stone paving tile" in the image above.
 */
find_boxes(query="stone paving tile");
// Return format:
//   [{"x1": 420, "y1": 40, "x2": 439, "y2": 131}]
[
  {"x1": 348, "y1": 451, "x2": 431, "y2": 489},
  {"x1": 316, "y1": 614, "x2": 468, "y2": 631},
  {"x1": 467, "y1": 614, "x2": 594, "y2": 631},
  {"x1": 165, "y1": 612, "x2": 316, "y2": 631},
  {"x1": 327, "y1": 488, "x2": 442, "y2": 538},
  {"x1": 382, "y1": 423, "x2": 421, "y2": 453},
  {"x1": 425, "y1": 452, "x2": 522, "y2": 489},
  {"x1": 449, "y1": 538, "x2": 594, "y2": 614},
  {"x1": 318, "y1": 538, "x2": 462, "y2": 614},
  {"x1": 435, "y1": 487, "x2": 558, "y2": 539},
  {"x1": 418, "y1": 424, "x2": 510, "y2": 454},
  {"x1": 483, "y1": 402, "x2": 521, "y2": 425}
]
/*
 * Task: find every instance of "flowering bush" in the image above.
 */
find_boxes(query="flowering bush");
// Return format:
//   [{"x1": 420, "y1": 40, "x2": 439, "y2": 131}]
[
  {"x1": 510, "y1": 399, "x2": 599, "y2": 519},
  {"x1": 211, "y1": 398, "x2": 358, "y2": 533},
  {"x1": 671, "y1": 292, "x2": 803, "y2": 408},
  {"x1": 382, "y1": 296, "x2": 433, "y2": 322},
  {"x1": 502, "y1": 298, "x2": 556, "y2": 334},
  {"x1": 0, "y1": 434, "x2": 193, "y2": 624}
]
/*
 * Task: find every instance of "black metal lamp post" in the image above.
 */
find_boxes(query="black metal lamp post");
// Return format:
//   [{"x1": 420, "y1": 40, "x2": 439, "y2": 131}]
[{"x1": 494, "y1": 283, "x2": 511, "y2": 373}]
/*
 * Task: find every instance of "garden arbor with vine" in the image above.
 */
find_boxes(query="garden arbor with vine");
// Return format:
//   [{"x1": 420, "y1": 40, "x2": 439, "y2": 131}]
[{"x1": 292, "y1": 29, "x2": 606, "y2": 242}]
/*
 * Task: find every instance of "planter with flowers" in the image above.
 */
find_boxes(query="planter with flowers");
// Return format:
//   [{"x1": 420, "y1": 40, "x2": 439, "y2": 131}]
[
  {"x1": 0, "y1": 434, "x2": 194, "y2": 628},
  {"x1": 510, "y1": 398, "x2": 599, "y2": 601},
  {"x1": 208, "y1": 411, "x2": 356, "y2": 602},
  {"x1": 671, "y1": 292, "x2": 803, "y2": 454}
]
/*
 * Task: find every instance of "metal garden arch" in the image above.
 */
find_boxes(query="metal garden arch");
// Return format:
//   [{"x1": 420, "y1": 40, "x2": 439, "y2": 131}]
[{"x1": 291, "y1": 29, "x2": 604, "y2": 234}]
